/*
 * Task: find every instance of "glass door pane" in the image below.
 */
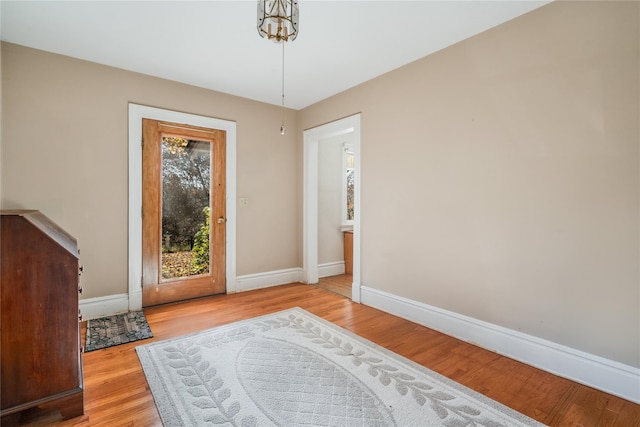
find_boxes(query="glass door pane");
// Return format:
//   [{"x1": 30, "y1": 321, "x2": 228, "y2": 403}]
[{"x1": 160, "y1": 137, "x2": 211, "y2": 280}]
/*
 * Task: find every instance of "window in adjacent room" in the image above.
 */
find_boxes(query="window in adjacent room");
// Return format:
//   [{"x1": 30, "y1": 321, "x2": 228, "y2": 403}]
[{"x1": 343, "y1": 142, "x2": 355, "y2": 226}]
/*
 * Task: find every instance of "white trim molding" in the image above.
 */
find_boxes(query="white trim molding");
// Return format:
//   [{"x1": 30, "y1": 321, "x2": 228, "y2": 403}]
[
  {"x1": 128, "y1": 104, "x2": 237, "y2": 309},
  {"x1": 233, "y1": 268, "x2": 303, "y2": 293},
  {"x1": 79, "y1": 294, "x2": 129, "y2": 321},
  {"x1": 360, "y1": 286, "x2": 640, "y2": 404},
  {"x1": 319, "y1": 261, "x2": 346, "y2": 278}
]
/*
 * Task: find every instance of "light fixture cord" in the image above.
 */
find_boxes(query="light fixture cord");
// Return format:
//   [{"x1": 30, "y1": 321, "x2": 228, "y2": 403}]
[{"x1": 281, "y1": 41, "x2": 286, "y2": 134}]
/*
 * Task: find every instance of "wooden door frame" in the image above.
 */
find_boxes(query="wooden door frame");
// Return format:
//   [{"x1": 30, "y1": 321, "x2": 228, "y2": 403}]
[
  {"x1": 141, "y1": 119, "x2": 226, "y2": 306},
  {"x1": 128, "y1": 104, "x2": 237, "y2": 311}
]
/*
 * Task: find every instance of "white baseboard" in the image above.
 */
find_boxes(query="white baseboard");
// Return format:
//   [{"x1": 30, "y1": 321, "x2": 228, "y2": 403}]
[
  {"x1": 318, "y1": 261, "x2": 345, "y2": 278},
  {"x1": 79, "y1": 293, "x2": 129, "y2": 321},
  {"x1": 231, "y1": 268, "x2": 302, "y2": 293},
  {"x1": 360, "y1": 285, "x2": 640, "y2": 404}
]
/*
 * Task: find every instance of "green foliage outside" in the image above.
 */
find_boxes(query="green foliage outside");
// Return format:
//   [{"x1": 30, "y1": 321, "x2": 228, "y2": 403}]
[
  {"x1": 161, "y1": 139, "x2": 210, "y2": 252},
  {"x1": 191, "y1": 206, "x2": 210, "y2": 274}
]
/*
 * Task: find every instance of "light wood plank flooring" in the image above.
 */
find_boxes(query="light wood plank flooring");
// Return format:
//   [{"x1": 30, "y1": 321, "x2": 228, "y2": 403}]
[
  {"x1": 9, "y1": 283, "x2": 640, "y2": 426},
  {"x1": 313, "y1": 274, "x2": 352, "y2": 298}
]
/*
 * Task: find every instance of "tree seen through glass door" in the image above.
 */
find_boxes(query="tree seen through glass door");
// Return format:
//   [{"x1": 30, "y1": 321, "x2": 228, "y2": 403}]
[{"x1": 161, "y1": 137, "x2": 211, "y2": 279}]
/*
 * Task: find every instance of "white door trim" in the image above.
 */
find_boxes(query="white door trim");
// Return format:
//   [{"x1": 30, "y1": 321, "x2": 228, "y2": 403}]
[
  {"x1": 127, "y1": 104, "x2": 237, "y2": 310},
  {"x1": 303, "y1": 114, "x2": 362, "y2": 302}
]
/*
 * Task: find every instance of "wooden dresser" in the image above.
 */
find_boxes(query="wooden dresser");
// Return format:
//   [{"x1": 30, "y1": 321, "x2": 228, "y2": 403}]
[{"x1": 1, "y1": 210, "x2": 84, "y2": 421}]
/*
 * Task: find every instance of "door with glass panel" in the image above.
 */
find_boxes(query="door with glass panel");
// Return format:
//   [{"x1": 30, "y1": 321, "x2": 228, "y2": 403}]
[{"x1": 141, "y1": 119, "x2": 226, "y2": 307}]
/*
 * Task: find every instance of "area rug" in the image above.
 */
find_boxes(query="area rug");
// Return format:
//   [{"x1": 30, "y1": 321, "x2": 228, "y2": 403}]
[
  {"x1": 136, "y1": 308, "x2": 545, "y2": 426},
  {"x1": 85, "y1": 310, "x2": 153, "y2": 352}
]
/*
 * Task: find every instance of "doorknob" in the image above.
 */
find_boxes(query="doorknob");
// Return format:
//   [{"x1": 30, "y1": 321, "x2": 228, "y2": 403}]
[{"x1": 217, "y1": 217, "x2": 227, "y2": 224}]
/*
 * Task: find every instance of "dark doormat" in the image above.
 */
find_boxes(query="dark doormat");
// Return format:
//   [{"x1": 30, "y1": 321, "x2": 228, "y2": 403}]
[{"x1": 85, "y1": 310, "x2": 153, "y2": 352}]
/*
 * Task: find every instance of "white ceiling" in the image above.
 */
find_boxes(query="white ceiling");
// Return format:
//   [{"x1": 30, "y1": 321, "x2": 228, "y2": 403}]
[{"x1": 1, "y1": 1, "x2": 549, "y2": 110}]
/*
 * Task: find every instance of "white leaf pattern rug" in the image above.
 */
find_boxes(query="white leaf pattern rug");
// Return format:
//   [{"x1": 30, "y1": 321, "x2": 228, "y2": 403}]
[{"x1": 136, "y1": 308, "x2": 545, "y2": 426}]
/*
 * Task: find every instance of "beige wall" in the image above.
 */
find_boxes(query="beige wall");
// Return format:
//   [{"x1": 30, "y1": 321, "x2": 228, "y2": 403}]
[
  {"x1": 1, "y1": 42, "x2": 299, "y2": 299},
  {"x1": 300, "y1": 1, "x2": 639, "y2": 367},
  {"x1": 2, "y1": 1, "x2": 638, "y2": 369}
]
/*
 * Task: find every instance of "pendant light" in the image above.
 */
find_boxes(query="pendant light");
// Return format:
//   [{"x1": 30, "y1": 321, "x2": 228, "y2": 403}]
[{"x1": 257, "y1": 0, "x2": 299, "y2": 135}]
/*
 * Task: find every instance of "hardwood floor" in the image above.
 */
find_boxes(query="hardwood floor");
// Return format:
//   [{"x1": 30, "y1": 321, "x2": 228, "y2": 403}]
[
  {"x1": 313, "y1": 274, "x2": 352, "y2": 298},
  {"x1": 9, "y1": 283, "x2": 640, "y2": 426}
]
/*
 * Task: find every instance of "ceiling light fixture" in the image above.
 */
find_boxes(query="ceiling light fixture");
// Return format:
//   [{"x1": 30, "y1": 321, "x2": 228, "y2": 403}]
[{"x1": 257, "y1": 0, "x2": 299, "y2": 135}]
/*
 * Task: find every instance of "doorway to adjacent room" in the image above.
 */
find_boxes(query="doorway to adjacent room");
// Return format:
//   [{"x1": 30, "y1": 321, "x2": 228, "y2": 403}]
[{"x1": 303, "y1": 114, "x2": 362, "y2": 302}]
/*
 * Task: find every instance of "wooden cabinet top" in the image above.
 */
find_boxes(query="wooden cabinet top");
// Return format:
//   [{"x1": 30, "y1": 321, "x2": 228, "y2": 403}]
[{"x1": 1, "y1": 210, "x2": 78, "y2": 258}]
